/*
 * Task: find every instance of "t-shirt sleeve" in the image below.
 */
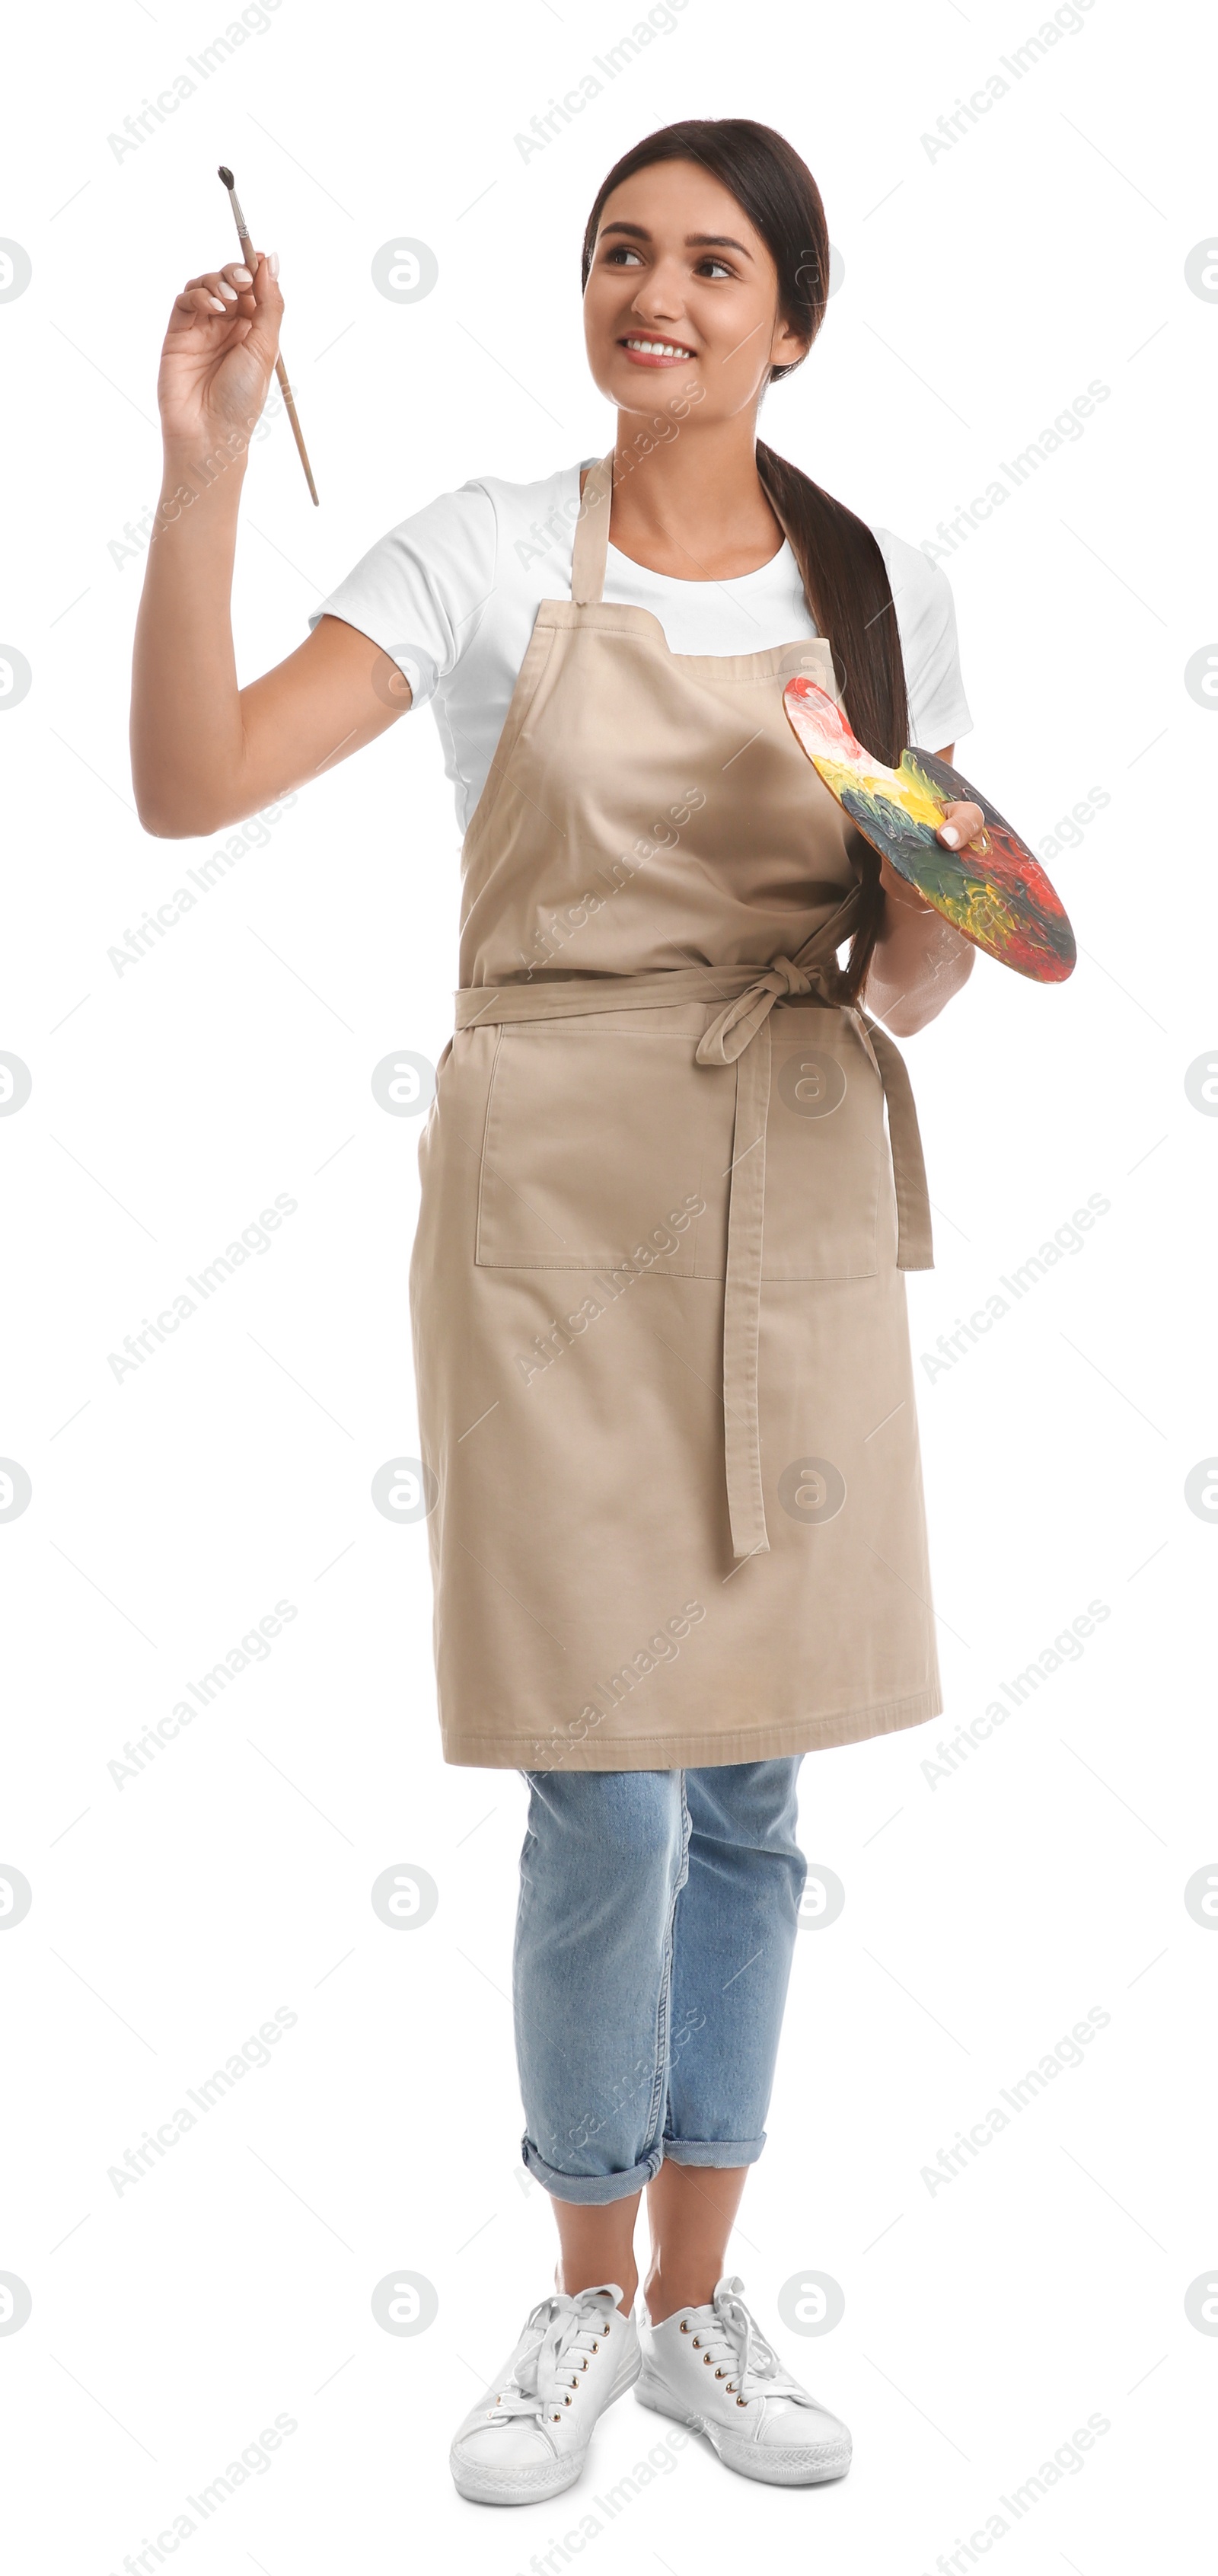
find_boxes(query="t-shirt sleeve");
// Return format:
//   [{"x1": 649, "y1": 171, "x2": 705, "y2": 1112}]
[
  {"x1": 873, "y1": 528, "x2": 974, "y2": 750},
  {"x1": 306, "y1": 479, "x2": 499, "y2": 708}
]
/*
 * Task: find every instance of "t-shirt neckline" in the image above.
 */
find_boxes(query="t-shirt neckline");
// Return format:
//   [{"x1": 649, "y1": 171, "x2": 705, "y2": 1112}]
[
  {"x1": 603, "y1": 535, "x2": 796, "y2": 593},
  {"x1": 582, "y1": 453, "x2": 795, "y2": 593}
]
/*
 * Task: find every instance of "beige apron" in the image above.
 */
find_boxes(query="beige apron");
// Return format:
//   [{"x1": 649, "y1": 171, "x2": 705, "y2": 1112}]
[{"x1": 410, "y1": 454, "x2": 943, "y2": 1770}]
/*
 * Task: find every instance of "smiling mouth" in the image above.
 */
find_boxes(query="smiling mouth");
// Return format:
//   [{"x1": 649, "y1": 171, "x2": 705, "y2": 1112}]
[{"x1": 620, "y1": 335, "x2": 697, "y2": 363}]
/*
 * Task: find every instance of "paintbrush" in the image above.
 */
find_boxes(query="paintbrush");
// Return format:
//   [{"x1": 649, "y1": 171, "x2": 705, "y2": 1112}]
[{"x1": 217, "y1": 164, "x2": 318, "y2": 505}]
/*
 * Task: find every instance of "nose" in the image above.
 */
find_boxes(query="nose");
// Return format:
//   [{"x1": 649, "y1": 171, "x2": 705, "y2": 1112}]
[{"x1": 629, "y1": 256, "x2": 688, "y2": 329}]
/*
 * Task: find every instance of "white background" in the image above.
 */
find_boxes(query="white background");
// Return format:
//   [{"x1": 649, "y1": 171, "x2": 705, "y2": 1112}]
[{"x1": 2, "y1": 0, "x2": 1216, "y2": 2568}]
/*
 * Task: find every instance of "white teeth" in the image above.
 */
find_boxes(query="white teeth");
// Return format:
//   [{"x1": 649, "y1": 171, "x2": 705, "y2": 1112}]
[{"x1": 624, "y1": 337, "x2": 694, "y2": 358}]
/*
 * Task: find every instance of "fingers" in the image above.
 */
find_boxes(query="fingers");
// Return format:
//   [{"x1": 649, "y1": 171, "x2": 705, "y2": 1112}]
[
  {"x1": 174, "y1": 270, "x2": 247, "y2": 319},
  {"x1": 174, "y1": 282, "x2": 230, "y2": 320},
  {"x1": 247, "y1": 248, "x2": 282, "y2": 305},
  {"x1": 237, "y1": 252, "x2": 283, "y2": 378},
  {"x1": 172, "y1": 254, "x2": 276, "y2": 324},
  {"x1": 937, "y1": 800, "x2": 990, "y2": 855}
]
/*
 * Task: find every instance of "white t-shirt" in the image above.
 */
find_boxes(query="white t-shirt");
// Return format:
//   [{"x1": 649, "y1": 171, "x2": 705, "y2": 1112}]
[{"x1": 308, "y1": 462, "x2": 973, "y2": 836}]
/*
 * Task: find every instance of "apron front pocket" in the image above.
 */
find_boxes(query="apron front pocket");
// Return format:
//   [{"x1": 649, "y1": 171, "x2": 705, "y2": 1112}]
[
  {"x1": 760, "y1": 1010, "x2": 886, "y2": 1279},
  {"x1": 475, "y1": 1024, "x2": 735, "y2": 1277}
]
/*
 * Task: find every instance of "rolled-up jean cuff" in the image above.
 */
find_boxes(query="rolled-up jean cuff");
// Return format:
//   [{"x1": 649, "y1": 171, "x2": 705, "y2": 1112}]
[
  {"x1": 662, "y1": 2134, "x2": 766, "y2": 2166},
  {"x1": 521, "y1": 2137, "x2": 665, "y2": 2204}
]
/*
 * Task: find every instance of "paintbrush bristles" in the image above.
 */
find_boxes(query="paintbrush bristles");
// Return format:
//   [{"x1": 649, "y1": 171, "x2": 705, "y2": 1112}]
[{"x1": 218, "y1": 164, "x2": 250, "y2": 238}]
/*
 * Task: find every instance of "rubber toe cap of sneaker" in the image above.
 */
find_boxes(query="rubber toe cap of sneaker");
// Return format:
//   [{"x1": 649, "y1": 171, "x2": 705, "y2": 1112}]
[
  {"x1": 455, "y1": 2422, "x2": 556, "y2": 2467},
  {"x1": 754, "y1": 2399, "x2": 850, "y2": 2450}
]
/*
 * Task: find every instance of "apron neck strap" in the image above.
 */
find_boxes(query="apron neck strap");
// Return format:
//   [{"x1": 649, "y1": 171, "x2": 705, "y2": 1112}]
[{"x1": 572, "y1": 452, "x2": 614, "y2": 605}]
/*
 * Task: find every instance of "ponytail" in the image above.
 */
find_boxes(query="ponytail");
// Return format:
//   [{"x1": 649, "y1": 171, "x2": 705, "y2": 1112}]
[{"x1": 756, "y1": 442, "x2": 910, "y2": 997}]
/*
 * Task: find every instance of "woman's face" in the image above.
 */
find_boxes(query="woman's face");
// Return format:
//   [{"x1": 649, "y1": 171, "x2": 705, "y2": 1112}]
[{"x1": 583, "y1": 157, "x2": 808, "y2": 428}]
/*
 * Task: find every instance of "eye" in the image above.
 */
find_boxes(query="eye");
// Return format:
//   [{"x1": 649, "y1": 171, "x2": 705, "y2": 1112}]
[
  {"x1": 603, "y1": 244, "x2": 643, "y2": 267},
  {"x1": 693, "y1": 256, "x2": 735, "y2": 279}
]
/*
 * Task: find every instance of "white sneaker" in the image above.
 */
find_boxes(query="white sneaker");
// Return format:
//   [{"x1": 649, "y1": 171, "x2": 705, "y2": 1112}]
[
  {"x1": 636, "y1": 2273, "x2": 852, "y2": 2486},
  {"x1": 450, "y1": 2281, "x2": 640, "y2": 2505}
]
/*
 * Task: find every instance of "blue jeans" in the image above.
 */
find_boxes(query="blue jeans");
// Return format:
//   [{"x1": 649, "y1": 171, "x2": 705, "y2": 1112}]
[{"x1": 515, "y1": 1760, "x2": 806, "y2": 2204}]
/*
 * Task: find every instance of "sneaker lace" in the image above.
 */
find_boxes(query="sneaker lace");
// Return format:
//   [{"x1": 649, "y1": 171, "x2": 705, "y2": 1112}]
[
  {"x1": 487, "y1": 2282, "x2": 623, "y2": 2427},
  {"x1": 687, "y1": 2275, "x2": 809, "y2": 2406}
]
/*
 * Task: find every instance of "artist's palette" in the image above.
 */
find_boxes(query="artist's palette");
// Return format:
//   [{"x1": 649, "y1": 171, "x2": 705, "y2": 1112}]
[{"x1": 783, "y1": 677, "x2": 1075, "y2": 983}]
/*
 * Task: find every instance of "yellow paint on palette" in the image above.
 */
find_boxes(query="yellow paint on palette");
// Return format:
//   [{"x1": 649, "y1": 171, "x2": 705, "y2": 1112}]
[{"x1": 783, "y1": 676, "x2": 1076, "y2": 983}]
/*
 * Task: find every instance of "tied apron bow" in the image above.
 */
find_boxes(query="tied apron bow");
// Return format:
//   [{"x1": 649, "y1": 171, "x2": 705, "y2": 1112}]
[
  {"x1": 454, "y1": 891, "x2": 933, "y2": 1563},
  {"x1": 696, "y1": 951, "x2": 824, "y2": 1060}
]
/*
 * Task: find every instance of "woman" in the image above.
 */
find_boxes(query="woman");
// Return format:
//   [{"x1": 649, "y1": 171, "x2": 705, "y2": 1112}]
[{"x1": 132, "y1": 119, "x2": 985, "y2": 2504}]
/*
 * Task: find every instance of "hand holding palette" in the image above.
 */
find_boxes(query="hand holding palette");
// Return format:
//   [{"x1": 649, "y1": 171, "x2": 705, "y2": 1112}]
[{"x1": 783, "y1": 676, "x2": 1076, "y2": 984}]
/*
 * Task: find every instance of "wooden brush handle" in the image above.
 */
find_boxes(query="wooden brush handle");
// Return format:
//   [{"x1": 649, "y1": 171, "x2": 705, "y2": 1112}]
[{"x1": 235, "y1": 224, "x2": 318, "y2": 507}]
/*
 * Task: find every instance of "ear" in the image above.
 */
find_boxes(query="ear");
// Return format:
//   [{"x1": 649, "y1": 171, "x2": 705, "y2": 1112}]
[{"x1": 770, "y1": 314, "x2": 811, "y2": 369}]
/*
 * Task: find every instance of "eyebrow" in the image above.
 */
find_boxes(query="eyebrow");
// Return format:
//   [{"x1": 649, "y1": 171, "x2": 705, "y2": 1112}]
[{"x1": 599, "y1": 221, "x2": 754, "y2": 259}]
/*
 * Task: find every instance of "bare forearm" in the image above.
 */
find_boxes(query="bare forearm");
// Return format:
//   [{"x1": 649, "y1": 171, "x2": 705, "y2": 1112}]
[
  {"x1": 863, "y1": 886, "x2": 975, "y2": 1035},
  {"x1": 131, "y1": 443, "x2": 250, "y2": 835}
]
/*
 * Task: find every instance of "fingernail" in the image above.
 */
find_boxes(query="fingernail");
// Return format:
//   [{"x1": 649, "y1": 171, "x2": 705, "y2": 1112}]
[
  {"x1": 217, "y1": 282, "x2": 238, "y2": 300},
  {"x1": 266, "y1": 250, "x2": 280, "y2": 279},
  {"x1": 208, "y1": 295, "x2": 228, "y2": 311},
  {"x1": 232, "y1": 266, "x2": 253, "y2": 285},
  {"x1": 940, "y1": 825, "x2": 959, "y2": 846}
]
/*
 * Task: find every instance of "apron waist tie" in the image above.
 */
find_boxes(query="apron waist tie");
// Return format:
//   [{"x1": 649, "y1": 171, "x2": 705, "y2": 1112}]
[{"x1": 454, "y1": 955, "x2": 933, "y2": 1562}]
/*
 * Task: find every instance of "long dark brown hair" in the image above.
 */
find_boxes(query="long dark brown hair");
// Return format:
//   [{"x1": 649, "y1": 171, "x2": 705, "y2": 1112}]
[{"x1": 582, "y1": 118, "x2": 907, "y2": 994}]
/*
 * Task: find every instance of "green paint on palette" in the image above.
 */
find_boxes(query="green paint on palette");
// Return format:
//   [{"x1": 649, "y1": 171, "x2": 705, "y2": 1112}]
[{"x1": 784, "y1": 678, "x2": 1076, "y2": 983}]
